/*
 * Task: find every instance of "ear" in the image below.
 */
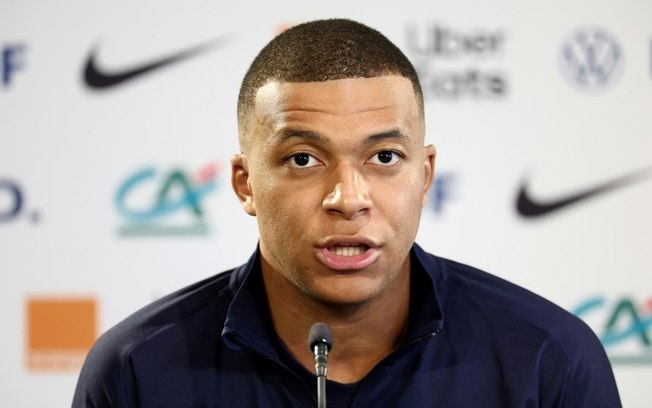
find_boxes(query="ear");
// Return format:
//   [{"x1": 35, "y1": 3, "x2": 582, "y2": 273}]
[
  {"x1": 231, "y1": 154, "x2": 256, "y2": 216},
  {"x1": 421, "y1": 144, "x2": 437, "y2": 208}
]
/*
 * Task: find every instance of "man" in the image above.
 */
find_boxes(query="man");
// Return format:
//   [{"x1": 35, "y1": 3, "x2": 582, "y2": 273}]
[{"x1": 73, "y1": 18, "x2": 621, "y2": 407}]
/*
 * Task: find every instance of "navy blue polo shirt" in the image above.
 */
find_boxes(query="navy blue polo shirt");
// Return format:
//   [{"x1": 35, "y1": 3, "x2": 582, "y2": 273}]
[{"x1": 73, "y1": 244, "x2": 621, "y2": 407}]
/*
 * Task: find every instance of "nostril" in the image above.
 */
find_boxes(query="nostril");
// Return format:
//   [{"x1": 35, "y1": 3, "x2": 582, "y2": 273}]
[{"x1": 321, "y1": 167, "x2": 373, "y2": 218}]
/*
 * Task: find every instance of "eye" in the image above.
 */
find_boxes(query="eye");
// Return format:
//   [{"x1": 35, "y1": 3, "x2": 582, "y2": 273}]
[
  {"x1": 368, "y1": 150, "x2": 401, "y2": 166},
  {"x1": 286, "y1": 153, "x2": 321, "y2": 168}
]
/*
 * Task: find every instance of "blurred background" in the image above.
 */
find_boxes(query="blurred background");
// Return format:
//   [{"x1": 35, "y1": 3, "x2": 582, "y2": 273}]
[{"x1": 1, "y1": 0, "x2": 650, "y2": 406}]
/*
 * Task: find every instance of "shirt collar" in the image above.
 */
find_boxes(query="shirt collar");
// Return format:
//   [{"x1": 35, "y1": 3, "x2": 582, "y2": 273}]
[
  {"x1": 406, "y1": 243, "x2": 445, "y2": 343},
  {"x1": 221, "y1": 243, "x2": 444, "y2": 358}
]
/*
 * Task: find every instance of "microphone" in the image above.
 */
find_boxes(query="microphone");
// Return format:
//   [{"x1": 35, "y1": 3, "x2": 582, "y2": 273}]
[{"x1": 308, "y1": 322, "x2": 333, "y2": 408}]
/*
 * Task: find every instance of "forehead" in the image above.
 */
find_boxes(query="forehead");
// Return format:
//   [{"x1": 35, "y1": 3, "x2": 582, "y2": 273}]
[
  {"x1": 254, "y1": 75, "x2": 419, "y2": 118},
  {"x1": 246, "y1": 76, "x2": 424, "y2": 147}
]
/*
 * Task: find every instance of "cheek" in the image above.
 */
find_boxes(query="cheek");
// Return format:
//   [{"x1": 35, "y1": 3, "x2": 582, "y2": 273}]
[
  {"x1": 397, "y1": 190, "x2": 424, "y2": 224},
  {"x1": 254, "y1": 167, "x2": 280, "y2": 195},
  {"x1": 254, "y1": 177, "x2": 313, "y2": 241},
  {"x1": 379, "y1": 175, "x2": 425, "y2": 231}
]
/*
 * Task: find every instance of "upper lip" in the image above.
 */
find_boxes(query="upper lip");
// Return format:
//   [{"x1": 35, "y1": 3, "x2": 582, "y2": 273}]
[{"x1": 316, "y1": 235, "x2": 381, "y2": 249}]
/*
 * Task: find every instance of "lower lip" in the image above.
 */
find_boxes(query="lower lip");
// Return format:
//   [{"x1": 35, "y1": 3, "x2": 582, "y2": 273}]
[{"x1": 315, "y1": 247, "x2": 381, "y2": 271}]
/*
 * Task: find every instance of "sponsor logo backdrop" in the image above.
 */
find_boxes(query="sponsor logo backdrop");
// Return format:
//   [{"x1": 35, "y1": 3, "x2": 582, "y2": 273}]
[{"x1": 1, "y1": 0, "x2": 650, "y2": 406}]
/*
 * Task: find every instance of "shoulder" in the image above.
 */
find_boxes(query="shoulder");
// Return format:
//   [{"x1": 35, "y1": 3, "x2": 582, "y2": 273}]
[
  {"x1": 435, "y1": 254, "x2": 602, "y2": 358},
  {"x1": 432, "y1": 254, "x2": 590, "y2": 341},
  {"x1": 72, "y1": 269, "x2": 236, "y2": 407},
  {"x1": 94, "y1": 268, "x2": 235, "y2": 357},
  {"x1": 426, "y1": 253, "x2": 621, "y2": 406}
]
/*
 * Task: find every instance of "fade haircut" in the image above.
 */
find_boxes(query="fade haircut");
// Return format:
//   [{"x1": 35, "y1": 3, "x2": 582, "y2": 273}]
[{"x1": 237, "y1": 18, "x2": 424, "y2": 144}]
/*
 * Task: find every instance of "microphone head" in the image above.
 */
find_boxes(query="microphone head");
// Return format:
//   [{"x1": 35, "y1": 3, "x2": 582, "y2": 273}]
[{"x1": 308, "y1": 322, "x2": 333, "y2": 351}]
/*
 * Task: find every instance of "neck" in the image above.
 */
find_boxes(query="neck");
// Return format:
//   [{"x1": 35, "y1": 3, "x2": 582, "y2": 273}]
[{"x1": 261, "y1": 257, "x2": 411, "y2": 384}]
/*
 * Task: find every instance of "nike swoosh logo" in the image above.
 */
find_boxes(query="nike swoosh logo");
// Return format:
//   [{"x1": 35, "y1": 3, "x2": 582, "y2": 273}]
[
  {"x1": 83, "y1": 36, "x2": 229, "y2": 89},
  {"x1": 516, "y1": 166, "x2": 652, "y2": 217}
]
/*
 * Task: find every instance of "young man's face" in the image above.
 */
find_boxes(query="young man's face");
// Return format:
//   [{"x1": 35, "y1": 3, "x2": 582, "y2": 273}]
[{"x1": 232, "y1": 75, "x2": 435, "y2": 307}]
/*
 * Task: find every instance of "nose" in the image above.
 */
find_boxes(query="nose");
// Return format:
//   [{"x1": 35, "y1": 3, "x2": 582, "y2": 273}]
[{"x1": 322, "y1": 163, "x2": 372, "y2": 219}]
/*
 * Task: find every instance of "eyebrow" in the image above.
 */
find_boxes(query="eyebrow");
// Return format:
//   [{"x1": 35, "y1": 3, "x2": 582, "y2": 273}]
[
  {"x1": 363, "y1": 129, "x2": 409, "y2": 144},
  {"x1": 274, "y1": 129, "x2": 328, "y2": 145},
  {"x1": 274, "y1": 128, "x2": 409, "y2": 145}
]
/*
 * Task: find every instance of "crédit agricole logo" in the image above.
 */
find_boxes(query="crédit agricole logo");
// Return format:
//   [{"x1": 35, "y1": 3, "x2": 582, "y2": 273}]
[
  {"x1": 573, "y1": 294, "x2": 652, "y2": 364},
  {"x1": 115, "y1": 161, "x2": 220, "y2": 237}
]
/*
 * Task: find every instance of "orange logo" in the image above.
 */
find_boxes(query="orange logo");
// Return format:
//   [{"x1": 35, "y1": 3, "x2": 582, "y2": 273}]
[{"x1": 26, "y1": 297, "x2": 97, "y2": 371}]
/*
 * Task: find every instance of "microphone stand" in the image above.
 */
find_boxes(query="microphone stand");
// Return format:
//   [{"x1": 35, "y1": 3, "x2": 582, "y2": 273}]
[
  {"x1": 314, "y1": 342, "x2": 329, "y2": 408},
  {"x1": 308, "y1": 323, "x2": 332, "y2": 408}
]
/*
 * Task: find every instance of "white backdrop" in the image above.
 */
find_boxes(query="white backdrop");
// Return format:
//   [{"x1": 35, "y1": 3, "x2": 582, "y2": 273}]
[{"x1": 1, "y1": 0, "x2": 651, "y2": 406}]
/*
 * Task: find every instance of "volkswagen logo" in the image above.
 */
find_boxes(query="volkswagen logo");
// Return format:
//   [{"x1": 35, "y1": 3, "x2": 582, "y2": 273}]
[{"x1": 558, "y1": 27, "x2": 623, "y2": 92}]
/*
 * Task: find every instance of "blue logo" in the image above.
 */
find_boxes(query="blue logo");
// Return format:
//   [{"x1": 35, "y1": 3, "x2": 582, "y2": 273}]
[
  {"x1": 2, "y1": 43, "x2": 26, "y2": 88},
  {"x1": 559, "y1": 27, "x2": 623, "y2": 92},
  {"x1": 115, "y1": 162, "x2": 220, "y2": 236},
  {"x1": 428, "y1": 172, "x2": 457, "y2": 215},
  {"x1": 0, "y1": 179, "x2": 40, "y2": 224},
  {"x1": 573, "y1": 294, "x2": 652, "y2": 364}
]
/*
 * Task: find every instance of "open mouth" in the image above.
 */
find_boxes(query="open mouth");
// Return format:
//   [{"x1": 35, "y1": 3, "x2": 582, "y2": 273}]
[
  {"x1": 316, "y1": 242, "x2": 380, "y2": 271},
  {"x1": 328, "y1": 244, "x2": 369, "y2": 257}
]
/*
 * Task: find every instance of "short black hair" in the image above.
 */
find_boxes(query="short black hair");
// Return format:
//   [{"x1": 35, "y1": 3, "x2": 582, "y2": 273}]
[{"x1": 237, "y1": 18, "x2": 423, "y2": 137}]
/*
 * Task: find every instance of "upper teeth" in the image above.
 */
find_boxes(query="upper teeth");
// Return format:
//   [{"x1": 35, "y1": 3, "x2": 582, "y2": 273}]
[{"x1": 331, "y1": 246, "x2": 365, "y2": 256}]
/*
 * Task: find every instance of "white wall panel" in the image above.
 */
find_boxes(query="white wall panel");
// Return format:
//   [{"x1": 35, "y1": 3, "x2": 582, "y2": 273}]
[{"x1": 1, "y1": 0, "x2": 650, "y2": 406}]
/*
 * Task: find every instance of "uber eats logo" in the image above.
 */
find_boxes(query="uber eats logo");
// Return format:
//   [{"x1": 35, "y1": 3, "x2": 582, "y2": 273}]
[
  {"x1": 573, "y1": 294, "x2": 652, "y2": 364},
  {"x1": 404, "y1": 24, "x2": 508, "y2": 100},
  {"x1": 115, "y1": 161, "x2": 220, "y2": 237}
]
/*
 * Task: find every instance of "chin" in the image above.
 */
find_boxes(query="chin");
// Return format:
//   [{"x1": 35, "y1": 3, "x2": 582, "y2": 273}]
[{"x1": 309, "y1": 280, "x2": 386, "y2": 308}]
